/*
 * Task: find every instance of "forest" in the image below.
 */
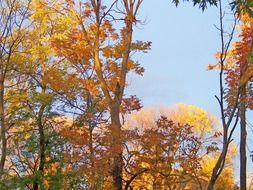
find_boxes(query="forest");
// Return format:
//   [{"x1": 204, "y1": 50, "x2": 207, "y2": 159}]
[{"x1": 0, "y1": 0, "x2": 253, "y2": 189}]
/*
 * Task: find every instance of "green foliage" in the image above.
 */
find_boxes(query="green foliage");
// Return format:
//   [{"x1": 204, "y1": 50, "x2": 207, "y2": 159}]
[
  {"x1": 230, "y1": 0, "x2": 253, "y2": 17},
  {"x1": 172, "y1": 0, "x2": 218, "y2": 11},
  {"x1": 172, "y1": 0, "x2": 253, "y2": 15}
]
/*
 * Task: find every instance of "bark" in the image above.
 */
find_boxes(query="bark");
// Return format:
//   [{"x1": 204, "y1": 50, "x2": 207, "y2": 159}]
[
  {"x1": 33, "y1": 105, "x2": 46, "y2": 190},
  {"x1": 240, "y1": 83, "x2": 247, "y2": 190},
  {"x1": 88, "y1": 125, "x2": 96, "y2": 190},
  {"x1": 87, "y1": 93, "x2": 96, "y2": 190},
  {"x1": 207, "y1": 144, "x2": 228, "y2": 190},
  {"x1": 110, "y1": 103, "x2": 123, "y2": 190},
  {"x1": 0, "y1": 75, "x2": 6, "y2": 177}
]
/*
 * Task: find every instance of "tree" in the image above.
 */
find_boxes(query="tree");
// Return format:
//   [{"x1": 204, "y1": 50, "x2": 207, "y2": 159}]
[
  {"x1": 204, "y1": 0, "x2": 241, "y2": 189},
  {"x1": 124, "y1": 116, "x2": 202, "y2": 190},
  {"x1": 207, "y1": 6, "x2": 253, "y2": 189},
  {"x1": 51, "y1": 1, "x2": 150, "y2": 189},
  {"x1": 170, "y1": 0, "x2": 253, "y2": 188},
  {"x1": 223, "y1": 13, "x2": 253, "y2": 190},
  {"x1": 123, "y1": 105, "x2": 236, "y2": 189},
  {"x1": 4, "y1": 1, "x2": 77, "y2": 188},
  {"x1": 0, "y1": 0, "x2": 31, "y2": 181}
]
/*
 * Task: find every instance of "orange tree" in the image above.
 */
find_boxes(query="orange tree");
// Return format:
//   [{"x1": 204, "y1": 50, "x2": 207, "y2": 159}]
[
  {"x1": 50, "y1": 0, "x2": 150, "y2": 189},
  {"x1": 208, "y1": 11, "x2": 253, "y2": 190},
  {"x1": 223, "y1": 14, "x2": 253, "y2": 190}
]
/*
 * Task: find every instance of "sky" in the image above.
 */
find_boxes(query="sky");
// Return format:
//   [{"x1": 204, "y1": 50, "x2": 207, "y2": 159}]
[
  {"x1": 125, "y1": 0, "x2": 252, "y2": 185},
  {"x1": 126, "y1": 1, "x2": 220, "y2": 115}
]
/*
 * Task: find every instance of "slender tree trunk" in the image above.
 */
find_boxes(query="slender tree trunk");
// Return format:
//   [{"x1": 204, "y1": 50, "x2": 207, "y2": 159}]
[
  {"x1": 86, "y1": 92, "x2": 99, "y2": 189},
  {"x1": 33, "y1": 105, "x2": 46, "y2": 190},
  {"x1": 110, "y1": 103, "x2": 123, "y2": 190},
  {"x1": 207, "y1": 130, "x2": 228, "y2": 190},
  {"x1": 207, "y1": 154, "x2": 224, "y2": 190},
  {"x1": 88, "y1": 114, "x2": 96, "y2": 189},
  {"x1": 240, "y1": 83, "x2": 247, "y2": 190},
  {"x1": 0, "y1": 74, "x2": 6, "y2": 177},
  {"x1": 88, "y1": 125, "x2": 96, "y2": 190}
]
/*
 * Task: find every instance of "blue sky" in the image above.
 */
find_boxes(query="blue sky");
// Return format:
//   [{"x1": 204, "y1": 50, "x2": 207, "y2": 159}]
[
  {"x1": 125, "y1": 0, "x2": 252, "y2": 184},
  {"x1": 127, "y1": 1, "x2": 220, "y2": 115}
]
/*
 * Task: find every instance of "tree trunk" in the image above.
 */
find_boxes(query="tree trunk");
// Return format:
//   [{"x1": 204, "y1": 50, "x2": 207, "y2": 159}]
[
  {"x1": 110, "y1": 103, "x2": 123, "y2": 190},
  {"x1": 0, "y1": 75, "x2": 6, "y2": 177},
  {"x1": 207, "y1": 131, "x2": 228, "y2": 190},
  {"x1": 240, "y1": 84, "x2": 247, "y2": 190},
  {"x1": 89, "y1": 123, "x2": 96, "y2": 190},
  {"x1": 33, "y1": 105, "x2": 46, "y2": 190}
]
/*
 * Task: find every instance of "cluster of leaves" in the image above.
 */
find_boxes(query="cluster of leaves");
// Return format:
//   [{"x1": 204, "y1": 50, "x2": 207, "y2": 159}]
[
  {"x1": 172, "y1": 0, "x2": 253, "y2": 16},
  {"x1": 215, "y1": 14, "x2": 253, "y2": 113},
  {"x1": 172, "y1": 0, "x2": 218, "y2": 11},
  {"x1": 124, "y1": 116, "x2": 202, "y2": 189},
  {"x1": 122, "y1": 105, "x2": 236, "y2": 189}
]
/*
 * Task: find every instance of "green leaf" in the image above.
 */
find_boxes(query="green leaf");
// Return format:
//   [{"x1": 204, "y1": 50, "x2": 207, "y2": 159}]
[{"x1": 172, "y1": 0, "x2": 218, "y2": 11}]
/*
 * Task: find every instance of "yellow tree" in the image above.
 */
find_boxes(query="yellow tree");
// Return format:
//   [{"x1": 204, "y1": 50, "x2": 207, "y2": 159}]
[
  {"x1": 0, "y1": 0, "x2": 31, "y2": 181},
  {"x1": 5, "y1": 1, "x2": 80, "y2": 189}
]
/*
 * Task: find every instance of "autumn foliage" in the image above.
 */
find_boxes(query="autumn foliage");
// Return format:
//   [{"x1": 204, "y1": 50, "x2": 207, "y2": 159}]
[{"x1": 0, "y1": 0, "x2": 249, "y2": 189}]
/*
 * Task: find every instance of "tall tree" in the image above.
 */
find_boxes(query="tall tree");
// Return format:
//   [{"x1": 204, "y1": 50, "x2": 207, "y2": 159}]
[
  {"x1": 207, "y1": 9, "x2": 253, "y2": 190},
  {"x1": 0, "y1": 0, "x2": 31, "y2": 179},
  {"x1": 51, "y1": 1, "x2": 150, "y2": 189},
  {"x1": 5, "y1": 1, "x2": 74, "y2": 188},
  {"x1": 206, "y1": 2, "x2": 239, "y2": 188},
  {"x1": 225, "y1": 14, "x2": 253, "y2": 190}
]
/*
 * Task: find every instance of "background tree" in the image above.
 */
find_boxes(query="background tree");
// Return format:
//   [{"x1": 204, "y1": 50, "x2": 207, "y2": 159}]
[{"x1": 123, "y1": 105, "x2": 236, "y2": 189}]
